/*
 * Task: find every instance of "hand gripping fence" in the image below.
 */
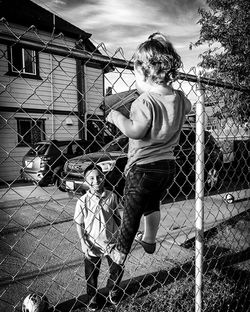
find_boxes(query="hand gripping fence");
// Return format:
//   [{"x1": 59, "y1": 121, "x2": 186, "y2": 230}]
[{"x1": 0, "y1": 18, "x2": 249, "y2": 312}]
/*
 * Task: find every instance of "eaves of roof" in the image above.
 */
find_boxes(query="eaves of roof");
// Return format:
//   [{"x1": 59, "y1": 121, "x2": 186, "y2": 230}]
[{"x1": 0, "y1": 0, "x2": 91, "y2": 41}]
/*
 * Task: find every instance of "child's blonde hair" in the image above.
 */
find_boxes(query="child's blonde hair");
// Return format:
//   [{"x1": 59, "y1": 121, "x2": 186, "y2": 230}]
[{"x1": 133, "y1": 32, "x2": 182, "y2": 84}]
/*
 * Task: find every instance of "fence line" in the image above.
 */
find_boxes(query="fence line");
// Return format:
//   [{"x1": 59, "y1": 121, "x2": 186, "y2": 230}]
[
  {"x1": 0, "y1": 18, "x2": 249, "y2": 312},
  {"x1": 1, "y1": 21, "x2": 249, "y2": 92}
]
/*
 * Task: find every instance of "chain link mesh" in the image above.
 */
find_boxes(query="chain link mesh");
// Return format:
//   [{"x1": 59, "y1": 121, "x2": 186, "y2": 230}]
[{"x1": 0, "y1": 19, "x2": 249, "y2": 312}]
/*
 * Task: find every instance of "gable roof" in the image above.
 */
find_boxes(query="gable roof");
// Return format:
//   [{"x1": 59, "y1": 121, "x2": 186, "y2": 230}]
[{"x1": 0, "y1": 0, "x2": 91, "y2": 41}]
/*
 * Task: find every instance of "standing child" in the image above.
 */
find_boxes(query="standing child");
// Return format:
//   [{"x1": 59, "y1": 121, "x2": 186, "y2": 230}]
[
  {"x1": 106, "y1": 32, "x2": 192, "y2": 264},
  {"x1": 74, "y1": 164, "x2": 124, "y2": 311}
]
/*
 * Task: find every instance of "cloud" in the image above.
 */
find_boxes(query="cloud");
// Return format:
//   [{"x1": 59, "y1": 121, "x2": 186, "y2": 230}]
[{"x1": 32, "y1": 0, "x2": 207, "y2": 69}]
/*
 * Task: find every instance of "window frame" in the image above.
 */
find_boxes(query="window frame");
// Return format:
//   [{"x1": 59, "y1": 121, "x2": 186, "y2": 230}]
[
  {"x1": 16, "y1": 118, "x2": 46, "y2": 147},
  {"x1": 7, "y1": 45, "x2": 41, "y2": 79}
]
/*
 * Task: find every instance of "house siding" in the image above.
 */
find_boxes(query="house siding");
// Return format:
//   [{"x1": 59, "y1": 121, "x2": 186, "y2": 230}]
[
  {"x1": 0, "y1": 22, "x2": 104, "y2": 183},
  {"x1": 0, "y1": 112, "x2": 28, "y2": 181},
  {"x1": 85, "y1": 66, "x2": 104, "y2": 115}
]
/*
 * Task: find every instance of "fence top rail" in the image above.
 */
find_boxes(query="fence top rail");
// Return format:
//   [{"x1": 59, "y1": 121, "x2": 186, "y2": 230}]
[
  {"x1": 178, "y1": 73, "x2": 249, "y2": 92},
  {"x1": 0, "y1": 31, "x2": 249, "y2": 93}
]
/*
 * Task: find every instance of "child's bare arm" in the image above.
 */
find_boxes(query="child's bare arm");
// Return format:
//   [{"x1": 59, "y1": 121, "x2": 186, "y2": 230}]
[
  {"x1": 74, "y1": 201, "x2": 92, "y2": 257},
  {"x1": 106, "y1": 109, "x2": 150, "y2": 139},
  {"x1": 76, "y1": 223, "x2": 102, "y2": 255},
  {"x1": 75, "y1": 223, "x2": 91, "y2": 257}
]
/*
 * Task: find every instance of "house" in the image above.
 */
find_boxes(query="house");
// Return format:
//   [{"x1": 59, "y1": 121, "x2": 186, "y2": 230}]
[{"x1": 0, "y1": 0, "x2": 112, "y2": 183}]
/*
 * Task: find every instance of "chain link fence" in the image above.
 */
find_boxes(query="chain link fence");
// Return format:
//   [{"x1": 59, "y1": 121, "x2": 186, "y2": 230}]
[{"x1": 0, "y1": 18, "x2": 249, "y2": 312}]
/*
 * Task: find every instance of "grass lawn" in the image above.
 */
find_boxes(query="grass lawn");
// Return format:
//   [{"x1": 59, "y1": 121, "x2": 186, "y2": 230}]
[{"x1": 101, "y1": 210, "x2": 250, "y2": 312}]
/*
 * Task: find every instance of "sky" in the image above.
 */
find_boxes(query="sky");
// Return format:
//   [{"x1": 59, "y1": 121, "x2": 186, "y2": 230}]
[
  {"x1": 31, "y1": 0, "x2": 209, "y2": 97},
  {"x1": 32, "y1": 0, "x2": 208, "y2": 71}
]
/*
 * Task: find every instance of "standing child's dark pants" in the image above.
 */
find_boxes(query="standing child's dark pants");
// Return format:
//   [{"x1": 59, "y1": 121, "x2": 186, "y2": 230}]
[
  {"x1": 116, "y1": 159, "x2": 176, "y2": 255},
  {"x1": 84, "y1": 255, "x2": 124, "y2": 299}
]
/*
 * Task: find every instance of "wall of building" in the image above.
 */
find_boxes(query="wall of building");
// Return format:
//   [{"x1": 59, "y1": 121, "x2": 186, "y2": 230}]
[{"x1": 0, "y1": 23, "x2": 104, "y2": 182}]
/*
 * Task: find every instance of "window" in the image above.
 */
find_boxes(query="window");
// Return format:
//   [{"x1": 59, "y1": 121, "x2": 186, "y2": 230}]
[
  {"x1": 7, "y1": 45, "x2": 40, "y2": 78},
  {"x1": 16, "y1": 118, "x2": 45, "y2": 147}
]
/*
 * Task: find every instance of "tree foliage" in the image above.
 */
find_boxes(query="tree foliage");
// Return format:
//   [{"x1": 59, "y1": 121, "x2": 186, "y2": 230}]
[
  {"x1": 192, "y1": 0, "x2": 250, "y2": 85},
  {"x1": 191, "y1": 0, "x2": 250, "y2": 122}
]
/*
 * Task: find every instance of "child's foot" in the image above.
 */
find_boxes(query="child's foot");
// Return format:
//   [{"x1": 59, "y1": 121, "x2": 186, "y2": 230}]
[
  {"x1": 135, "y1": 231, "x2": 156, "y2": 254},
  {"x1": 109, "y1": 289, "x2": 121, "y2": 306},
  {"x1": 88, "y1": 296, "x2": 98, "y2": 311},
  {"x1": 110, "y1": 247, "x2": 127, "y2": 265}
]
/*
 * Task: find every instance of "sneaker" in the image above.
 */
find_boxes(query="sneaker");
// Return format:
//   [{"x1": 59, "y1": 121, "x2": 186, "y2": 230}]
[
  {"x1": 88, "y1": 296, "x2": 98, "y2": 311},
  {"x1": 135, "y1": 231, "x2": 156, "y2": 254},
  {"x1": 109, "y1": 289, "x2": 121, "y2": 305}
]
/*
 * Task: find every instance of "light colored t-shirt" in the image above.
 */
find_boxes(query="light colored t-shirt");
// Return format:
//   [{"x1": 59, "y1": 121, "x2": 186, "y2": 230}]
[
  {"x1": 74, "y1": 189, "x2": 120, "y2": 256},
  {"x1": 125, "y1": 90, "x2": 192, "y2": 174}
]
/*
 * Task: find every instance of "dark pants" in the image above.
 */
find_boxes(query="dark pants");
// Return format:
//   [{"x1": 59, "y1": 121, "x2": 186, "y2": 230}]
[
  {"x1": 116, "y1": 160, "x2": 176, "y2": 254},
  {"x1": 84, "y1": 255, "x2": 124, "y2": 298}
]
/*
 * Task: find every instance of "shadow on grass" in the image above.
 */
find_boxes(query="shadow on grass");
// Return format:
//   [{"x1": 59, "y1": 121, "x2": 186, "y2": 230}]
[
  {"x1": 51, "y1": 244, "x2": 250, "y2": 312},
  {"x1": 51, "y1": 210, "x2": 250, "y2": 311}
]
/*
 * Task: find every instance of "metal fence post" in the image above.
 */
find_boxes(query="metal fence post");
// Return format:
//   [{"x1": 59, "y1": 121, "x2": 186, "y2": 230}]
[{"x1": 195, "y1": 80, "x2": 205, "y2": 312}]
